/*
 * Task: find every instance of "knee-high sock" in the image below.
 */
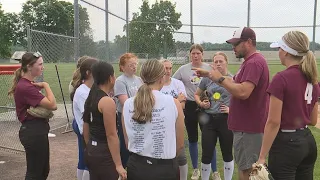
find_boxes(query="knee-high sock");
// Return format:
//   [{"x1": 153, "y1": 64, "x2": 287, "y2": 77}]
[
  {"x1": 224, "y1": 160, "x2": 234, "y2": 180},
  {"x1": 77, "y1": 169, "x2": 84, "y2": 180},
  {"x1": 82, "y1": 170, "x2": 90, "y2": 180},
  {"x1": 179, "y1": 164, "x2": 188, "y2": 180},
  {"x1": 201, "y1": 163, "x2": 211, "y2": 180}
]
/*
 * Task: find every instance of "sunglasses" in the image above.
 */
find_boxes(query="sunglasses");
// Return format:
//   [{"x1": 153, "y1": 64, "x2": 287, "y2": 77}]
[{"x1": 33, "y1": 52, "x2": 42, "y2": 58}]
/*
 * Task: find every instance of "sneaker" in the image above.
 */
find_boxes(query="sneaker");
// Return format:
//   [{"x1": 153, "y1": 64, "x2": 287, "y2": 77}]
[
  {"x1": 212, "y1": 172, "x2": 221, "y2": 180},
  {"x1": 191, "y1": 169, "x2": 200, "y2": 180},
  {"x1": 48, "y1": 133, "x2": 56, "y2": 138}
]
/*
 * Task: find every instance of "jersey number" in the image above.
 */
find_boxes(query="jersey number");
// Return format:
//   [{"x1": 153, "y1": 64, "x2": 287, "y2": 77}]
[{"x1": 304, "y1": 83, "x2": 313, "y2": 104}]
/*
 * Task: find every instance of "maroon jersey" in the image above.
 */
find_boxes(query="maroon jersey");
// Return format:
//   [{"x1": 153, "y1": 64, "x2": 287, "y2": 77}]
[
  {"x1": 228, "y1": 53, "x2": 270, "y2": 133},
  {"x1": 267, "y1": 65, "x2": 320, "y2": 129},
  {"x1": 14, "y1": 78, "x2": 45, "y2": 122}
]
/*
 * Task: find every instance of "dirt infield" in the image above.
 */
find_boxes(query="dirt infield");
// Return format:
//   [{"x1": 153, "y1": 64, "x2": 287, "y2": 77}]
[{"x1": 0, "y1": 127, "x2": 78, "y2": 180}]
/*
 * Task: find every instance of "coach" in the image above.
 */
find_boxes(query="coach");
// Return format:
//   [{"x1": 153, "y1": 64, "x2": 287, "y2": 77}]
[{"x1": 192, "y1": 27, "x2": 270, "y2": 180}]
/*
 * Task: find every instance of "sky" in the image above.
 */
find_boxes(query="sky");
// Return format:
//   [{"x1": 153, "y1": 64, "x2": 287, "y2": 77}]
[{"x1": 1, "y1": 0, "x2": 320, "y2": 44}]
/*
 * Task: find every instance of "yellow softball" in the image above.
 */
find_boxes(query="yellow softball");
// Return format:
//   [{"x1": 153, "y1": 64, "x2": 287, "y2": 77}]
[
  {"x1": 194, "y1": 77, "x2": 200, "y2": 82},
  {"x1": 212, "y1": 92, "x2": 221, "y2": 100}
]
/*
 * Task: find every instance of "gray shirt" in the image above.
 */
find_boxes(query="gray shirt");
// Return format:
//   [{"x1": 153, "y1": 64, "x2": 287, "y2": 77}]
[
  {"x1": 173, "y1": 62, "x2": 211, "y2": 101},
  {"x1": 198, "y1": 74, "x2": 232, "y2": 114},
  {"x1": 114, "y1": 74, "x2": 143, "y2": 112}
]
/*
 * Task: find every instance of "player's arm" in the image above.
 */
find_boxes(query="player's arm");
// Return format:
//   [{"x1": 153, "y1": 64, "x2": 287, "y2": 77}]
[
  {"x1": 114, "y1": 80, "x2": 129, "y2": 108},
  {"x1": 194, "y1": 88, "x2": 204, "y2": 105},
  {"x1": 176, "y1": 80, "x2": 187, "y2": 109},
  {"x1": 258, "y1": 95, "x2": 282, "y2": 164},
  {"x1": 309, "y1": 102, "x2": 318, "y2": 126}
]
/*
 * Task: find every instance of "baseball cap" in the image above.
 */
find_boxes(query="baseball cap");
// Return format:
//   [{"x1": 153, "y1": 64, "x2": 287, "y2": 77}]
[
  {"x1": 270, "y1": 38, "x2": 299, "y2": 56},
  {"x1": 226, "y1": 27, "x2": 256, "y2": 44}
]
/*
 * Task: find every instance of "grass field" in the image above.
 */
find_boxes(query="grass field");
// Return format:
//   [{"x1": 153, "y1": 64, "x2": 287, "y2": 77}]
[{"x1": 0, "y1": 62, "x2": 320, "y2": 179}]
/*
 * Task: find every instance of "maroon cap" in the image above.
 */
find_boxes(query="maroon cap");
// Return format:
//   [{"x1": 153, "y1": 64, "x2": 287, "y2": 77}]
[{"x1": 226, "y1": 27, "x2": 256, "y2": 44}]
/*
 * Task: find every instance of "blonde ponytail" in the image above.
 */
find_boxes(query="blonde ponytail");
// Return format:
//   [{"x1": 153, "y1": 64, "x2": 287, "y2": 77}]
[
  {"x1": 283, "y1": 31, "x2": 318, "y2": 84},
  {"x1": 300, "y1": 51, "x2": 318, "y2": 84},
  {"x1": 71, "y1": 68, "x2": 81, "y2": 87},
  {"x1": 8, "y1": 68, "x2": 23, "y2": 96},
  {"x1": 132, "y1": 84, "x2": 155, "y2": 123},
  {"x1": 131, "y1": 59, "x2": 165, "y2": 124}
]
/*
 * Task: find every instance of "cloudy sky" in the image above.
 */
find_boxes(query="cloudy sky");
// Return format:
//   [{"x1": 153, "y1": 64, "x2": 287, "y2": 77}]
[{"x1": 1, "y1": 0, "x2": 319, "y2": 44}]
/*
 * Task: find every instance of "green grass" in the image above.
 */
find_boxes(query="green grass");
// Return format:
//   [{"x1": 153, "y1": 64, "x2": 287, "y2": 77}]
[{"x1": 0, "y1": 62, "x2": 320, "y2": 179}]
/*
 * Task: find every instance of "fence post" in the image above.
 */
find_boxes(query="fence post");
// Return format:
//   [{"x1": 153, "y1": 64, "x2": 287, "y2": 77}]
[
  {"x1": 105, "y1": 0, "x2": 110, "y2": 61},
  {"x1": 190, "y1": 0, "x2": 194, "y2": 44},
  {"x1": 74, "y1": 0, "x2": 80, "y2": 61},
  {"x1": 27, "y1": 26, "x2": 31, "y2": 52},
  {"x1": 163, "y1": 33, "x2": 168, "y2": 59},
  {"x1": 126, "y1": 0, "x2": 130, "y2": 52},
  {"x1": 312, "y1": 0, "x2": 318, "y2": 53},
  {"x1": 247, "y1": 0, "x2": 251, "y2": 27}
]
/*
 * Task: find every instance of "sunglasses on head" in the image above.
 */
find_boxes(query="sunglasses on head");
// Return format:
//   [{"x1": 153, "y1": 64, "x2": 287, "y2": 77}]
[{"x1": 33, "y1": 52, "x2": 42, "y2": 58}]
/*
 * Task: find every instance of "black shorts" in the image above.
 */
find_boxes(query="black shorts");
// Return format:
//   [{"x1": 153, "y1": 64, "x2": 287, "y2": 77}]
[
  {"x1": 268, "y1": 128, "x2": 317, "y2": 180},
  {"x1": 127, "y1": 153, "x2": 179, "y2": 180},
  {"x1": 85, "y1": 140, "x2": 118, "y2": 180}
]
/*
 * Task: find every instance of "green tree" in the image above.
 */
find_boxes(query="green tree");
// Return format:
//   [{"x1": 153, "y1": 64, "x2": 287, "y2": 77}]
[
  {"x1": 20, "y1": 0, "x2": 94, "y2": 62},
  {"x1": 110, "y1": 35, "x2": 127, "y2": 61},
  {"x1": 0, "y1": 4, "x2": 23, "y2": 58},
  {"x1": 0, "y1": 4, "x2": 10, "y2": 57},
  {"x1": 128, "y1": 0, "x2": 182, "y2": 58},
  {"x1": 20, "y1": 0, "x2": 90, "y2": 36}
]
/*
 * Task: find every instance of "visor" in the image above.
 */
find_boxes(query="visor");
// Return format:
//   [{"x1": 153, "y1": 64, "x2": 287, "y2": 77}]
[{"x1": 270, "y1": 39, "x2": 298, "y2": 56}]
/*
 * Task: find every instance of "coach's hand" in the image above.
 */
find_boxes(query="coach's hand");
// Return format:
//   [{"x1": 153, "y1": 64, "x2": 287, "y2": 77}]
[
  {"x1": 256, "y1": 158, "x2": 266, "y2": 165},
  {"x1": 192, "y1": 65, "x2": 223, "y2": 82},
  {"x1": 191, "y1": 67, "x2": 210, "y2": 77},
  {"x1": 116, "y1": 165, "x2": 127, "y2": 180}
]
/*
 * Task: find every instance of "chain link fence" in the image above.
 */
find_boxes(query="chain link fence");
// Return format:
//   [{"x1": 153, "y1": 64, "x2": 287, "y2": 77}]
[
  {"x1": 28, "y1": 28, "x2": 75, "y2": 132},
  {"x1": 0, "y1": 69, "x2": 24, "y2": 152}
]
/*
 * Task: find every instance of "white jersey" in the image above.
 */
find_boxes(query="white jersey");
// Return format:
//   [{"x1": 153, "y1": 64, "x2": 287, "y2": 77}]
[
  {"x1": 123, "y1": 90, "x2": 178, "y2": 159},
  {"x1": 73, "y1": 84, "x2": 90, "y2": 134},
  {"x1": 160, "y1": 78, "x2": 187, "y2": 98}
]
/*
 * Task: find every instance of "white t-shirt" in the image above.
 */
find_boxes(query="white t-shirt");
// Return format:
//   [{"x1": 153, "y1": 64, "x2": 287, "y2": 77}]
[
  {"x1": 123, "y1": 90, "x2": 178, "y2": 159},
  {"x1": 160, "y1": 78, "x2": 187, "y2": 98},
  {"x1": 73, "y1": 84, "x2": 90, "y2": 134}
]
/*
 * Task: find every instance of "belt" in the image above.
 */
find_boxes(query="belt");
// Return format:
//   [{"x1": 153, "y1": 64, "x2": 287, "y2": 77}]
[
  {"x1": 280, "y1": 125, "x2": 308, "y2": 133},
  {"x1": 130, "y1": 153, "x2": 176, "y2": 165}
]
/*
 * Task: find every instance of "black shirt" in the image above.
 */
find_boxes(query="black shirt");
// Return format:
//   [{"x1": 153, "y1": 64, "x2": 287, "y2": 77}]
[{"x1": 87, "y1": 89, "x2": 109, "y2": 142}]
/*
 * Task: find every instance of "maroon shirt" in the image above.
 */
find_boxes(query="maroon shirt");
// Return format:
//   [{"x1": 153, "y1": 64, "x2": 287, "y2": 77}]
[
  {"x1": 228, "y1": 53, "x2": 270, "y2": 133},
  {"x1": 267, "y1": 65, "x2": 320, "y2": 129},
  {"x1": 14, "y1": 78, "x2": 45, "y2": 122}
]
